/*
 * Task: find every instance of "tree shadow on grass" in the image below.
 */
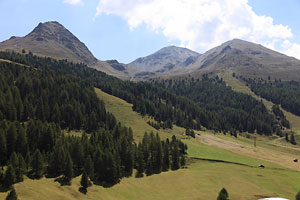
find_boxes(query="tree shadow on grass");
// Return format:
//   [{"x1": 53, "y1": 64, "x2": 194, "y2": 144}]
[
  {"x1": 79, "y1": 187, "x2": 87, "y2": 194},
  {"x1": 54, "y1": 176, "x2": 71, "y2": 186}
]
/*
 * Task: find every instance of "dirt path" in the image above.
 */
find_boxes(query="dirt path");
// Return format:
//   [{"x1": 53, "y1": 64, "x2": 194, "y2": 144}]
[{"x1": 196, "y1": 134, "x2": 300, "y2": 171}]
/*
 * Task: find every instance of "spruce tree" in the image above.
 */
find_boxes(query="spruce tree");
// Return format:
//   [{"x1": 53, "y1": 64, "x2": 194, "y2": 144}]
[
  {"x1": 17, "y1": 153, "x2": 26, "y2": 182},
  {"x1": 31, "y1": 149, "x2": 44, "y2": 178},
  {"x1": 7, "y1": 124, "x2": 17, "y2": 159},
  {"x1": 4, "y1": 165, "x2": 16, "y2": 188},
  {"x1": 145, "y1": 159, "x2": 153, "y2": 176},
  {"x1": 217, "y1": 188, "x2": 229, "y2": 200},
  {"x1": 64, "y1": 152, "x2": 74, "y2": 183},
  {"x1": 80, "y1": 171, "x2": 89, "y2": 189},
  {"x1": 84, "y1": 155, "x2": 94, "y2": 178},
  {"x1": 0, "y1": 130, "x2": 7, "y2": 166},
  {"x1": 135, "y1": 150, "x2": 145, "y2": 178},
  {"x1": 5, "y1": 187, "x2": 18, "y2": 200},
  {"x1": 162, "y1": 142, "x2": 170, "y2": 171},
  {"x1": 290, "y1": 133, "x2": 297, "y2": 145},
  {"x1": 171, "y1": 142, "x2": 179, "y2": 171},
  {"x1": 25, "y1": 151, "x2": 31, "y2": 171}
]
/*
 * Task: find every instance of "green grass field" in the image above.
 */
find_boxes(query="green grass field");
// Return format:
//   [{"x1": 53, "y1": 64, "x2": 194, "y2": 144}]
[
  {"x1": 1, "y1": 88, "x2": 300, "y2": 200},
  {"x1": 95, "y1": 88, "x2": 186, "y2": 141}
]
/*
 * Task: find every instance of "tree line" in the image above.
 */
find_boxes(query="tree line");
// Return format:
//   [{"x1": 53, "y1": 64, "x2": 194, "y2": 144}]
[{"x1": 0, "y1": 51, "x2": 282, "y2": 135}]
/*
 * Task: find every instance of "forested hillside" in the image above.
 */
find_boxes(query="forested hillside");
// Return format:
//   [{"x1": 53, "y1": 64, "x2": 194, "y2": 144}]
[
  {"x1": 0, "y1": 51, "x2": 284, "y2": 135},
  {"x1": 0, "y1": 52, "x2": 186, "y2": 192},
  {"x1": 244, "y1": 77, "x2": 300, "y2": 117},
  {"x1": 153, "y1": 76, "x2": 280, "y2": 135}
]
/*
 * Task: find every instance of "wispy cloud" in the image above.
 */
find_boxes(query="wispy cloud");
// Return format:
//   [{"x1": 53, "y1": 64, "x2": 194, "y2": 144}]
[
  {"x1": 63, "y1": 0, "x2": 83, "y2": 5},
  {"x1": 95, "y1": 0, "x2": 300, "y2": 59}
]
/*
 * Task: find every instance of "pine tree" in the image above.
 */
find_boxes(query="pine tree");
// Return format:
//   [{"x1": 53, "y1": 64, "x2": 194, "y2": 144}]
[
  {"x1": 180, "y1": 155, "x2": 185, "y2": 168},
  {"x1": 84, "y1": 155, "x2": 94, "y2": 178},
  {"x1": 285, "y1": 133, "x2": 289, "y2": 142},
  {"x1": 145, "y1": 159, "x2": 153, "y2": 176},
  {"x1": 290, "y1": 133, "x2": 297, "y2": 145},
  {"x1": 0, "y1": 130, "x2": 7, "y2": 166},
  {"x1": 4, "y1": 165, "x2": 16, "y2": 188},
  {"x1": 25, "y1": 151, "x2": 31, "y2": 171},
  {"x1": 15, "y1": 127, "x2": 28, "y2": 157},
  {"x1": 7, "y1": 124, "x2": 17, "y2": 159},
  {"x1": 5, "y1": 187, "x2": 18, "y2": 200},
  {"x1": 31, "y1": 149, "x2": 44, "y2": 178},
  {"x1": 162, "y1": 141, "x2": 170, "y2": 171},
  {"x1": 217, "y1": 188, "x2": 229, "y2": 200},
  {"x1": 64, "y1": 152, "x2": 74, "y2": 183},
  {"x1": 80, "y1": 171, "x2": 89, "y2": 189},
  {"x1": 17, "y1": 153, "x2": 26, "y2": 182},
  {"x1": 171, "y1": 142, "x2": 179, "y2": 171},
  {"x1": 135, "y1": 149, "x2": 145, "y2": 178}
]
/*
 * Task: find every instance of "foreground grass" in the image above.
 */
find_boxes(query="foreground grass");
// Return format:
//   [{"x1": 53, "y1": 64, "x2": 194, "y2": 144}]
[{"x1": 1, "y1": 139, "x2": 300, "y2": 200}]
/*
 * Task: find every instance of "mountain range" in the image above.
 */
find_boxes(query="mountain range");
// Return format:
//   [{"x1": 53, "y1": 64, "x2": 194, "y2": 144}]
[{"x1": 1, "y1": 21, "x2": 300, "y2": 80}]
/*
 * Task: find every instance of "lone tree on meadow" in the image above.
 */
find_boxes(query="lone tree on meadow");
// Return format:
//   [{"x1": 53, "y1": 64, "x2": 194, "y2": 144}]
[
  {"x1": 80, "y1": 171, "x2": 89, "y2": 190},
  {"x1": 217, "y1": 188, "x2": 229, "y2": 200}
]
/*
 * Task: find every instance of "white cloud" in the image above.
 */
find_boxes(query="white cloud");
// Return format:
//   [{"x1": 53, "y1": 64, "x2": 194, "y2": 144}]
[
  {"x1": 96, "y1": 0, "x2": 300, "y2": 59},
  {"x1": 63, "y1": 0, "x2": 83, "y2": 5},
  {"x1": 282, "y1": 40, "x2": 300, "y2": 59}
]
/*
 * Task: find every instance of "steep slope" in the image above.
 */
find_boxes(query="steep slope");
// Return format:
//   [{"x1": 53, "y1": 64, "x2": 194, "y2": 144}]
[
  {"x1": 0, "y1": 21, "x2": 97, "y2": 64},
  {"x1": 183, "y1": 39, "x2": 300, "y2": 80},
  {"x1": 0, "y1": 21, "x2": 130, "y2": 79},
  {"x1": 128, "y1": 46, "x2": 200, "y2": 73}
]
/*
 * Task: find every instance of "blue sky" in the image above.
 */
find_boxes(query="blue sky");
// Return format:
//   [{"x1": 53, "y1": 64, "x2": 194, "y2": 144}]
[{"x1": 0, "y1": 0, "x2": 300, "y2": 63}]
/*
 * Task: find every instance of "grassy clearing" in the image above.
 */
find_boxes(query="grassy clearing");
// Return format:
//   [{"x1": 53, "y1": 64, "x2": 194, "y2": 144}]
[
  {"x1": 219, "y1": 70, "x2": 300, "y2": 132},
  {"x1": 95, "y1": 88, "x2": 186, "y2": 141}
]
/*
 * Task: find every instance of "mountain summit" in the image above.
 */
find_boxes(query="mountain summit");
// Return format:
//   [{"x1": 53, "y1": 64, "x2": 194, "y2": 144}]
[
  {"x1": 176, "y1": 39, "x2": 300, "y2": 80},
  {"x1": 128, "y1": 46, "x2": 200, "y2": 72},
  {"x1": 0, "y1": 21, "x2": 97, "y2": 64}
]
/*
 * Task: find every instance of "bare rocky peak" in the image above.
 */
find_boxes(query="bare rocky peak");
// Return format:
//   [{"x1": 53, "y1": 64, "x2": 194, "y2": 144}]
[{"x1": 129, "y1": 46, "x2": 200, "y2": 72}]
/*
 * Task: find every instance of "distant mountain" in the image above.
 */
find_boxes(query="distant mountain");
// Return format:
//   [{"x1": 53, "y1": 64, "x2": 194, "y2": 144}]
[
  {"x1": 180, "y1": 39, "x2": 300, "y2": 80},
  {"x1": 0, "y1": 21, "x2": 130, "y2": 79},
  {"x1": 128, "y1": 46, "x2": 200, "y2": 73}
]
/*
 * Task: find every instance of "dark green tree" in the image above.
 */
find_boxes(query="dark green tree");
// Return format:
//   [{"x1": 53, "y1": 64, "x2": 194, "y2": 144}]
[
  {"x1": 5, "y1": 187, "x2": 18, "y2": 200},
  {"x1": 171, "y1": 142, "x2": 179, "y2": 170},
  {"x1": 4, "y1": 165, "x2": 16, "y2": 188},
  {"x1": 84, "y1": 155, "x2": 94, "y2": 178},
  {"x1": 80, "y1": 171, "x2": 89, "y2": 189},
  {"x1": 31, "y1": 149, "x2": 44, "y2": 178},
  {"x1": 291, "y1": 133, "x2": 297, "y2": 145},
  {"x1": 0, "y1": 130, "x2": 7, "y2": 165},
  {"x1": 162, "y1": 141, "x2": 170, "y2": 171},
  {"x1": 217, "y1": 188, "x2": 229, "y2": 200},
  {"x1": 64, "y1": 152, "x2": 74, "y2": 183},
  {"x1": 285, "y1": 133, "x2": 289, "y2": 142}
]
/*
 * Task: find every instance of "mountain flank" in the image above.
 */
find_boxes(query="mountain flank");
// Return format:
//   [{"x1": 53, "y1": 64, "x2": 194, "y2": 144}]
[{"x1": 175, "y1": 39, "x2": 300, "y2": 80}]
